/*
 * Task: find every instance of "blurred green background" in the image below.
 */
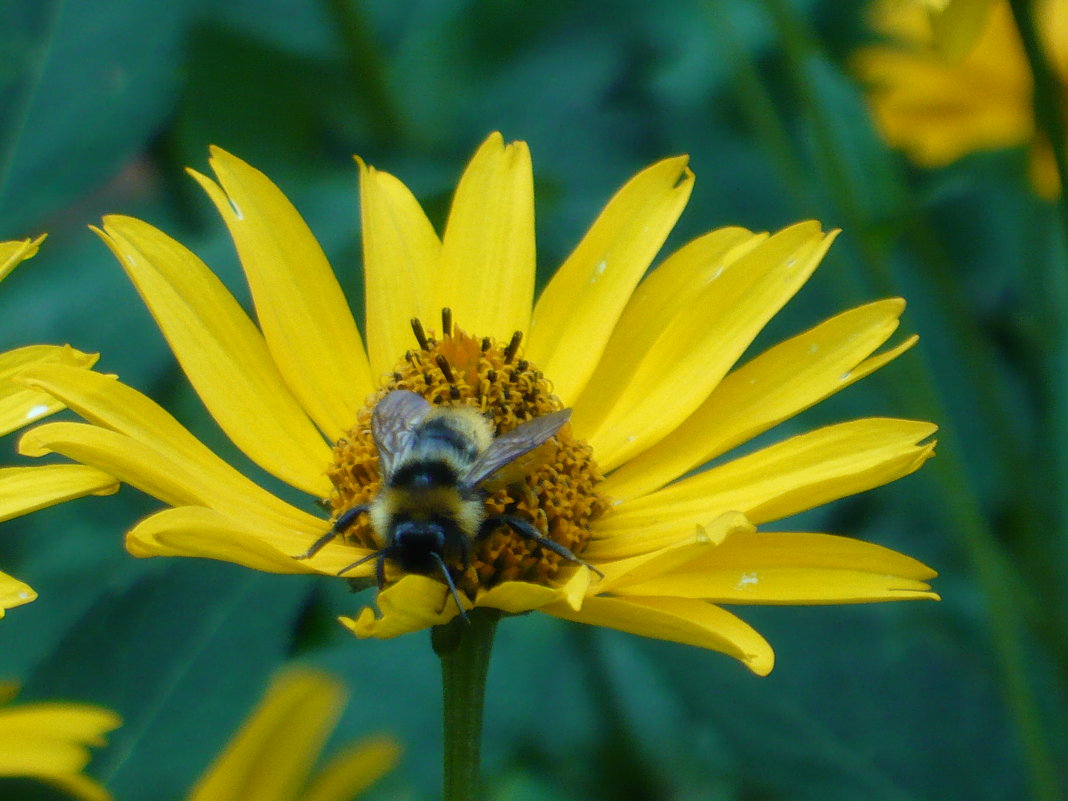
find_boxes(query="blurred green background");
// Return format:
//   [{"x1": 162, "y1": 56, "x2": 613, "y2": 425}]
[{"x1": 2, "y1": 0, "x2": 1066, "y2": 799}]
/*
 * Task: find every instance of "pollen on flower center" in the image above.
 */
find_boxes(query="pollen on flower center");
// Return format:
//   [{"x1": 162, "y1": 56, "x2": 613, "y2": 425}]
[{"x1": 326, "y1": 309, "x2": 610, "y2": 598}]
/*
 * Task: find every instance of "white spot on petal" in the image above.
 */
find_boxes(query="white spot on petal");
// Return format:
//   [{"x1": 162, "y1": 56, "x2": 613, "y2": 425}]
[
  {"x1": 706, "y1": 266, "x2": 723, "y2": 284},
  {"x1": 807, "y1": 343, "x2": 819, "y2": 354},
  {"x1": 840, "y1": 371, "x2": 852, "y2": 381},
  {"x1": 736, "y1": 571, "x2": 759, "y2": 590},
  {"x1": 18, "y1": 591, "x2": 32, "y2": 600},
  {"x1": 24, "y1": 404, "x2": 50, "y2": 421},
  {"x1": 591, "y1": 260, "x2": 607, "y2": 282}
]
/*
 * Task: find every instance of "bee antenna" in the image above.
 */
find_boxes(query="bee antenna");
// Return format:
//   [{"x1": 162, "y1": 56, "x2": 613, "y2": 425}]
[
  {"x1": 430, "y1": 552, "x2": 469, "y2": 623},
  {"x1": 435, "y1": 354, "x2": 455, "y2": 384},
  {"x1": 411, "y1": 318, "x2": 430, "y2": 350},
  {"x1": 441, "y1": 308, "x2": 453, "y2": 337}
]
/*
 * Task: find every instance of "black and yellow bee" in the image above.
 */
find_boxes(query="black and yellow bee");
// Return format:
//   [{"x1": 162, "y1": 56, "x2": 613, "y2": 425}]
[{"x1": 299, "y1": 390, "x2": 599, "y2": 617}]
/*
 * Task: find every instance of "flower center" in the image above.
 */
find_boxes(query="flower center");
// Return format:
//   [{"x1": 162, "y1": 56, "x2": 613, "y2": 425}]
[{"x1": 326, "y1": 309, "x2": 609, "y2": 599}]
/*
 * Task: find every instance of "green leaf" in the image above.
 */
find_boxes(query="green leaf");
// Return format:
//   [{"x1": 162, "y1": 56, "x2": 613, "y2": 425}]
[
  {"x1": 20, "y1": 559, "x2": 313, "y2": 800},
  {"x1": 0, "y1": 0, "x2": 198, "y2": 237}
]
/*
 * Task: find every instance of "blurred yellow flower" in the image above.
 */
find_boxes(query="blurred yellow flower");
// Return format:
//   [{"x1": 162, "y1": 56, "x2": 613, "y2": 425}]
[
  {"x1": 0, "y1": 238, "x2": 119, "y2": 618},
  {"x1": 854, "y1": 0, "x2": 1068, "y2": 197},
  {"x1": 187, "y1": 668, "x2": 399, "y2": 801},
  {"x1": 18, "y1": 134, "x2": 937, "y2": 675},
  {"x1": 0, "y1": 681, "x2": 120, "y2": 801},
  {"x1": 923, "y1": 0, "x2": 998, "y2": 61}
]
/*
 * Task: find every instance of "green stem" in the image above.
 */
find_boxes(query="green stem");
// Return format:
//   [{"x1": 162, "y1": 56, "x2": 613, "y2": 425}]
[
  {"x1": 322, "y1": 0, "x2": 406, "y2": 144},
  {"x1": 1009, "y1": 0, "x2": 1068, "y2": 239},
  {"x1": 433, "y1": 609, "x2": 501, "y2": 801}
]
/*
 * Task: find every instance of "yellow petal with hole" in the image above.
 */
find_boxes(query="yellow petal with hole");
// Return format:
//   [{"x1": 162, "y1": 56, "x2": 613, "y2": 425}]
[
  {"x1": 0, "y1": 235, "x2": 45, "y2": 282},
  {"x1": 0, "y1": 345, "x2": 98, "y2": 436},
  {"x1": 0, "y1": 464, "x2": 117, "y2": 523},
  {"x1": 577, "y1": 223, "x2": 836, "y2": 468},
  {"x1": 593, "y1": 511, "x2": 754, "y2": 590},
  {"x1": 543, "y1": 595, "x2": 774, "y2": 675},
  {"x1": 604, "y1": 299, "x2": 916, "y2": 500},
  {"x1": 526, "y1": 156, "x2": 694, "y2": 404},
  {"x1": 611, "y1": 531, "x2": 938, "y2": 602},
  {"x1": 193, "y1": 148, "x2": 373, "y2": 437},
  {"x1": 476, "y1": 567, "x2": 591, "y2": 613},
  {"x1": 358, "y1": 156, "x2": 442, "y2": 377},
  {"x1": 606, "y1": 418, "x2": 937, "y2": 537},
  {"x1": 126, "y1": 507, "x2": 369, "y2": 576},
  {"x1": 436, "y1": 133, "x2": 534, "y2": 339},
  {"x1": 300, "y1": 736, "x2": 401, "y2": 801},
  {"x1": 342, "y1": 575, "x2": 467, "y2": 638},
  {"x1": 17, "y1": 366, "x2": 321, "y2": 533},
  {"x1": 188, "y1": 668, "x2": 344, "y2": 801},
  {"x1": 95, "y1": 216, "x2": 331, "y2": 496},
  {"x1": 1, "y1": 572, "x2": 37, "y2": 616}
]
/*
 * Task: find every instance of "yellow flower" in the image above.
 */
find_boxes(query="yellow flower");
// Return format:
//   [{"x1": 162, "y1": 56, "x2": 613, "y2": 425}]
[
  {"x1": 0, "y1": 238, "x2": 119, "y2": 617},
  {"x1": 0, "y1": 681, "x2": 121, "y2": 801},
  {"x1": 17, "y1": 134, "x2": 938, "y2": 675},
  {"x1": 187, "y1": 668, "x2": 399, "y2": 801},
  {"x1": 854, "y1": 0, "x2": 1068, "y2": 197},
  {"x1": 923, "y1": 0, "x2": 998, "y2": 61}
]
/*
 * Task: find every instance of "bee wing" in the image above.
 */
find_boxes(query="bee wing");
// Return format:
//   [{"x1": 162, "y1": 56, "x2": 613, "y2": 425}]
[
  {"x1": 461, "y1": 408, "x2": 571, "y2": 488},
  {"x1": 372, "y1": 390, "x2": 431, "y2": 480}
]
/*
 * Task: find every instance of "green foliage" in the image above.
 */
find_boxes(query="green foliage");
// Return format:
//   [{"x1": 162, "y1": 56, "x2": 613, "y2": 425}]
[{"x1": 1, "y1": 0, "x2": 1065, "y2": 798}]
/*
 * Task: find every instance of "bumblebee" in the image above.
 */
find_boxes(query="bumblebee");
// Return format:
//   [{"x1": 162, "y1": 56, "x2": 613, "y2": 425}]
[{"x1": 298, "y1": 390, "x2": 600, "y2": 618}]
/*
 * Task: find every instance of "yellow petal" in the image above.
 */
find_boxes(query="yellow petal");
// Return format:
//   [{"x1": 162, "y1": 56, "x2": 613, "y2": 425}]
[
  {"x1": 605, "y1": 418, "x2": 937, "y2": 538},
  {"x1": 526, "y1": 156, "x2": 694, "y2": 403},
  {"x1": 929, "y1": 0, "x2": 997, "y2": 61},
  {"x1": 0, "y1": 235, "x2": 45, "y2": 282},
  {"x1": 18, "y1": 420, "x2": 318, "y2": 540},
  {"x1": 611, "y1": 531, "x2": 938, "y2": 603},
  {"x1": 575, "y1": 223, "x2": 835, "y2": 467},
  {"x1": 341, "y1": 575, "x2": 467, "y2": 638},
  {"x1": 188, "y1": 668, "x2": 345, "y2": 801},
  {"x1": 192, "y1": 148, "x2": 373, "y2": 437},
  {"x1": 592, "y1": 511, "x2": 754, "y2": 588},
  {"x1": 36, "y1": 773, "x2": 113, "y2": 801},
  {"x1": 16, "y1": 366, "x2": 322, "y2": 533},
  {"x1": 95, "y1": 216, "x2": 332, "y2": 496},
  {"x1": 436, "y1": 133, "x2": 535, "y2": 338},
  {"x1": 1, "y1": 572, "x2": 37, "y2": 616},
  {"x1": 0, "y1": 345, "x2": 98, "y2": 436},
  {"x1": 604, "y1": 299, "x2": 916, "y2": 501},
  {"x1": 0, "y1": 464, "x2": 118, "y2": 523},
  {"x1": 300, "y1": 736, "x2": 401, "y2": 801},
  {"x1": 126, "y1": 507, "x2": 368, "y2": 576},
  {"x1": 0, "y1": 737, "x2": 94, "y2": 774},
  {"x1": 357, "y1": 156, "x2": 442, "y2": 377},
  {"x1": 542, "y1": 595, "x2": 774, "y2": 675},
  {"x1": 476, "y1": 567, "x2": 591, "y2": 613},
  {"x1": 0, "y1": 703, "x2": 121, "y2": 745}
]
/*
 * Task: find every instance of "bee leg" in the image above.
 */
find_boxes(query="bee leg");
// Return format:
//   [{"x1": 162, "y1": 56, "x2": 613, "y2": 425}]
[
  {"x1": 295, "y1": 504, "x2": 368, "y2": 560},
  {"x1": 335, "y1": 547, "x2": 382, "y2": 577},
  {"x1": 482, "y1": 515, "x2": 605, "y2": 579},
  {"x1": 430, "y1": 552, "x2": 470, "y2": 623}
]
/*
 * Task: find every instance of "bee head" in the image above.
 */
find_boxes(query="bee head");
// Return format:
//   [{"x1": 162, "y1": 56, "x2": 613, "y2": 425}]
[{"x1": 392, "y1": 518, "x2": 447, "y2": 556}]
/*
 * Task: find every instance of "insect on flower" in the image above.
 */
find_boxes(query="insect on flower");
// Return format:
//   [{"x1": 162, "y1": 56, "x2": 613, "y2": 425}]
[{"x1": 298, "y1": 361, "x2": 603, "y2": 618}]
